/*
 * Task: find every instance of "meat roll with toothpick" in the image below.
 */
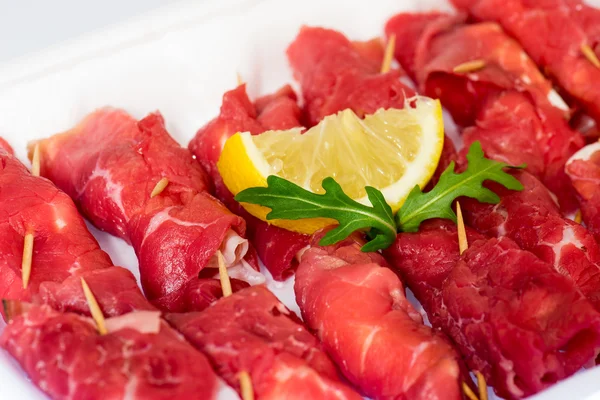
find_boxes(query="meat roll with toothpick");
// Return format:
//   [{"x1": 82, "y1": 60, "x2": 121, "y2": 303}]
[
  {"x1": 1, "y1": 304, "x2": 218, "y2": 400},
  {"x1": 566, "y1": 142, "x2": 600, "y2": 244},
  {"x1": 285, "y1": 25, "x2": 456, "y2": 186},
  {"x1": 189, "y1": 84, "x2": 311, "y2": 281},
  {"x1": 460, "y1": 170, "x2": 600, "y2": 312},
  {"x1": 32, "y1": 110, "x2": 263, "y2": 312},
  {"x1": 286, "y1": 26, "x2": 415, "y2": 127},
  {"x1": 385, "y1": 219, "x2": 600, "y2": 399},
  {"x1": 167, "y1": 284, "x2": 361, "y2": 400},
  {"x1": 0, "y1": 142, "x2": 151, "y2": 316},
  {"x1": 451, "y1": 0, "x2": 600, "y2": 126},
  {"x1": 294, "y1": 232, "x2": 464, "y2": 400},
  {"x1": 385, "y1": 12, "x2": 583, "y2": 212},
  {"x1": 0, "y1": 139, "x2": 220, "y2": 399}
]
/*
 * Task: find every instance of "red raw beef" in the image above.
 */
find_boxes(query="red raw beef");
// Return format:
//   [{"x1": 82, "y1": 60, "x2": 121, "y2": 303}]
[
  {"x1": 1, "y1": 140, "x2": 237, "y2": 314},
  {"x1": 167, "y1": 285, "x2": 361, "y2": 400},
  {"x1": 350, "y1": 38, "x2": 385, "y2": 70},
  {"x1": 0, "y1": 144, "x2": 154, "y2": 318},
  {"x1": 34, "y1": 109, "x2": 260, "y2": 312},
  {"x1": 464, "y1": 91, "x2": 581, "y2": 211},
  {"x1": 386, "y1": 220, "x2": 600, "y2": 399},
  {"x1": 1, "y1": 305, "x2": 218, "y2": 400},
  {"x1": 460, "y1": 92, "x2": 545, "y2": 177},
  {"x1": 0, "y1": 137, "x2": 13, "y2": 154},
  {"x1": 461, "y1": 170, "x2": 600, "y2": 311},
  {"x1": 190, "y1": 84, "x2": 310, "y2": 281},
  {"x1": 286, "y1": 25, "x2": 472, "y2": 189},
  {"x1": 295, "y1": 234, "x2": 463, "y2": 400},
  {"x1": 566, "y1": 143, "x2": 600, "y2": 243},
  {"x1": 0, "y1": 143, "x2": 219, "y2": 398},
  {"x1": 568, "y1": 0, "x2": 600, "y2": 141},
  {"x1": 176, "y1": 276, "x2": 250, "y2": 311},
  {"x1": 386, "y1": 12, "x2": 583, "y2": 212},
  {"x1": 384, "y1": 12, "x2": 445, "y2": 83},
  {"x1": 386, "y1": 12, "x2": 564, "y2": 123},
  {"x1": 451, "y1": 0, "x2": 600, "y2": 125},
  {"x1": 287, "y1": 26, "x2": 416, "y2": 127}
]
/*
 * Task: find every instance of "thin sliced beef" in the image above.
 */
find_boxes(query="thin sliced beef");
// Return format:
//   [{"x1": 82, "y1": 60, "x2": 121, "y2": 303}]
[
  {"x1": 461, "y1": 170, "x2": 600, "y2": 312},
  {"x1": 451, "y1": 0, "x2": 600, "y2": 125},
  {"x1": 287, "y1": 26, "x2": 416, "y2": 127},
  {"x1": 386, "y1": 12, "x2": 567, "y2": 122},
  {"x1": 566, "y1": 142, "x2": 600, "y2": 243},
  {"x1": 167, "y1": 285, "x2": 361, "y2": 400},
  {"x1": 295, "y1": 234, "x2": 463, "y2": 400},
  {"x1": 0, "y1": 138, "x2": 220, "y2": 398},
  {"x1": 189, "y1": 84, "x2": 310, "y2": 281},
  {"x1": 1, "y1": 305, "x2": 218, "y2": 400},
  {"x1": 386, "y1": 220, "x2": 600, "y2": 399},
  {"x1": 0, "y1": 143, "x2": 152, "y2": 317},
  {"x1": 385, "y1": 12, "x2": 583, "y2": 212},
  {"x1": 33, "y1": 109, "x2": 261, "y2": 312}
]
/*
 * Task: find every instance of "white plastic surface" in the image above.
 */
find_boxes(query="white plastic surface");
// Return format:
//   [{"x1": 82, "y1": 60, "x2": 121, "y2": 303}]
[{"x1": 1, "y1": 0, "x2": 600, "y2": 399}]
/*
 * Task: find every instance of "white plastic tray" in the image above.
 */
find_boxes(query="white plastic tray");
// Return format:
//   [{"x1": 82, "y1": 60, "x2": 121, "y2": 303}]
[{"x1": 1, "y1": 0, "x2": 600, "y2": 399}]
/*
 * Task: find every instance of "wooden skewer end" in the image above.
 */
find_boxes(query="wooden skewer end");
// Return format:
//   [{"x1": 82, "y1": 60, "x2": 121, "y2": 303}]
[
  {"x1": 31, "y1": 144, "x2": 41, "y2": 177},
  {"x1": 453, "y1": 59, "x2": 486, "y2": 74},
  {"x1": 475, "y1": 370, "x2": 488, "y2": 400},
  {"x1": 150, "y1": 177, "x2": 169, "y2": 198},
  {"x1": 381, "y1": 34, "x2": 396, "y2": 74},
  {"x1": 456, "y1": 202, "x2": 468, "y2": 255},
  {"x1": 217, "y1": 250, "x2": 233, "y2": 298},
  {"x1": 581, "y1": 44, "x2": 600, "y2": 69},
  {"x1": 22, "y1": 232, "x2": 34, "y2": 289},
  {"x1": 462, "y1": 381, "x2": 478, "y2": 400},
  {"x1": 574, "y1": 209, "x2": 583, "y2": 224},
  {"x1": 239, "y1": 370, "x2": 254, "y2": 400},
  {"x1": 81, "y1": 277, "x2": 108, "y2": 335}
]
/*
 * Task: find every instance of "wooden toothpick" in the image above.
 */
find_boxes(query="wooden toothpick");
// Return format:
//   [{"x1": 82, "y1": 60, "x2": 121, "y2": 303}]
[
  {"x1": 462, "y1": 382, "x2": 478, "y2": 400},
  {"x1": 381, "y1": 34, "x2": 396, "y2": 74},
  {"x1": 150, "y1": 177, "x2": 169, "y2": 198},
  {"x1": 31, "y1": 144, "x2": 40, "y2": 177},
  {"x1": 574, "y1": 209, "x2": 583, "y2": 224},
  {"x1": 453, "y1": 59, "x2": 486, "y2": 74},
  {"x1": 239, "y1": 370, "x2": 255, "y2": 400},
  {"x1": 21, "y1": 232, "x2": 34, "y2": 289},
  {"x1": 456, "y1": 202, "x2": 468, "y2": 255},
  {"x1": 217, "y1": 250, "x2": 232, "y2": 298},
  {"x1": 217, "y1": 252, "x2": 252, "y2": 399},
  {"x1": 81, "y1": 278, "x2": 108, "y2": 335},
  {"x1": 476, "y1": 371, "x2": 488, "y2": 400},
  {"x1": 581, "y1": 44, "x2": 600, "y2": 69}
]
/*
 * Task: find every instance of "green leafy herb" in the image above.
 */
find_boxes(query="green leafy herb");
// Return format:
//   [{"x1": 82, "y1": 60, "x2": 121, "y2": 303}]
[
  {"x1": 235, "y1": 141, "x2": 524, "y2": 252},
  {"x1": 396, "y1": 141, "x2": 524, "y2": 232},
  {"x1": 235, "y1": 176, "x2": 396, "y2": 252}
]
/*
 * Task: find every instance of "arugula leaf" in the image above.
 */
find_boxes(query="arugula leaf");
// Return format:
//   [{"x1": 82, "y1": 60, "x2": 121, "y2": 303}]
[
  {"x1": 235, "y1": 176, "x2": 396, "y2": 252},
  {"x1": 234, "y1": 141, "x2": 523, "y2": 252},
  {"x1": 395, "y1": 141, "x2": 524, "y2": 232}
]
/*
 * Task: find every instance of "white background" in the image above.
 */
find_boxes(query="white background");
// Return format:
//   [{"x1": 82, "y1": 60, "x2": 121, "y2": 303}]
[{"x1": 0, "y1": 0, "x2": 168, "y2": 63}]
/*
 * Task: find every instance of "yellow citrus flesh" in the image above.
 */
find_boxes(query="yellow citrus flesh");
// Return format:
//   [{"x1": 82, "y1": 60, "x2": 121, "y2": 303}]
[{"x1": 218, "y1": 96, "x2": 445, "y2": 234}]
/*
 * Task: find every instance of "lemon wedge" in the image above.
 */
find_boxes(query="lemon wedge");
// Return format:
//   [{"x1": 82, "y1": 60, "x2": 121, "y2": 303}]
[{"x1": 218, "y1": 96, "x2": 445, "y2": 234}]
